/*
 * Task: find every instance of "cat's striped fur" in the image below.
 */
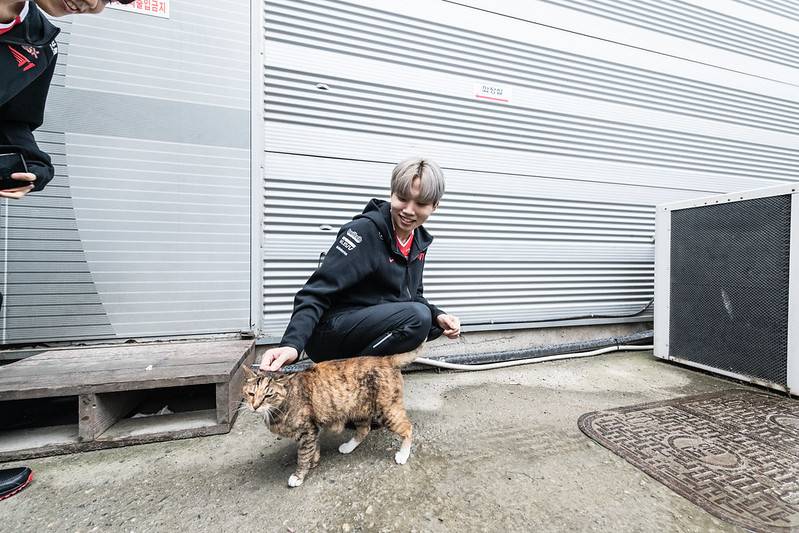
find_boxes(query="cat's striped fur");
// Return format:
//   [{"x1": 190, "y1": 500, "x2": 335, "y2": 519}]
[{"x1": 242, "y1": 345, "x2": 422, "y2": 487}]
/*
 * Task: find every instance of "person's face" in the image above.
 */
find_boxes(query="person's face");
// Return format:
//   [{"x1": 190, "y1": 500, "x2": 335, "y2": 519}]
[
  {"x1": 390, "y1": 176, "x2": 437, "y2": 236},
  {"x1": 35, "y1": 0, "x2": 106, "y2": 17}
]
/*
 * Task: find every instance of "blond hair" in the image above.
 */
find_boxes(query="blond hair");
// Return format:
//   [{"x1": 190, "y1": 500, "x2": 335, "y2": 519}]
[{"x1": 390, "y1": 157, "x2": 445, "y2": 205}]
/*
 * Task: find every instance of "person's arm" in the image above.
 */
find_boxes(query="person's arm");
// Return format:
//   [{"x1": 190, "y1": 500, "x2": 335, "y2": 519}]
[
  {"x1": 0, "y1": 121, "x2": 55, "y2": 193},
  {"x1": 261, "y1": 219, "x2": 379, "y2": 370}
]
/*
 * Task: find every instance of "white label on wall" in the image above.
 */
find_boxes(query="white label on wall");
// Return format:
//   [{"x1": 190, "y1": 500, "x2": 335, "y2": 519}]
[
  {"x1": 474, "y1": 82, "x2": 512, "y2": 103},
  {"x1": 107, "y1": 0, "x2": 169, "y2": 18}
]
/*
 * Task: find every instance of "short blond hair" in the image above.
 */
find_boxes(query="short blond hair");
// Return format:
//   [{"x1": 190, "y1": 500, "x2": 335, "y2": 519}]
[{"x1": 390, "y1": 157, "x2": 445, "y2": 205}]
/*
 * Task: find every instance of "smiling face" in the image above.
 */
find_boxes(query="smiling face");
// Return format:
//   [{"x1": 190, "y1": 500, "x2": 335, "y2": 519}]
[
  {"x1": 390, "y1": 176, "x2": 437, "y2": 240},
  {"x1": 34, "y1": 0, "x2": 107, "y2": 17}
]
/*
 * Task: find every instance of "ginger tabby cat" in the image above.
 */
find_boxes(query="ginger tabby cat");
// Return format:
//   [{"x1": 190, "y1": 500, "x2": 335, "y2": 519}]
[{"x1": 241, "y1": 345, "x2": 422, "y2": 487}]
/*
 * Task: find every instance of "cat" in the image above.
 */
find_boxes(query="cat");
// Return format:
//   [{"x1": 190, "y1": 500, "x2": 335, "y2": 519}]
[{"x1": 241, "y1": 345, "x2": 423, "y2": 487}]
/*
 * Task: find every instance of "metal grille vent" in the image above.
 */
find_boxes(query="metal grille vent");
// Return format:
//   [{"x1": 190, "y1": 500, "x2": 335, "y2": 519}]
[{"x1": 669, "y1": 195, "x2": 791, "y2": 385}]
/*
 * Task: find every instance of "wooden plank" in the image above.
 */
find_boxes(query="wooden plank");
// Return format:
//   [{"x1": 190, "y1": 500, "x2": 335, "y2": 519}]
[
  {"x1": 0, "y1": 341, "x2": 256, "y2": 398},
  {"x1": 11, "y1": 346, "x2": 249, "y2": 367},
  {"x1": 0, "y1": 424, "x2": 228, "y2": 462},
  {"x1": 0, "y1": 424, "x2": 79, "y2": 456},
  {"x1": 0, "y1": 340, "x2": 254, "y2": 459},
  {"x1": 97, "y1": 409, "x2": 219, "y2": 441},
  {"x1": 216, "y1": 383, "x2": 230, "y2": 426},
  {"x1": 18, "y1": 347, "x2": 175, "y2": 363},
  {"x1": 0, "y1": 368, "x2": 233, "y2": 401},
  {"x1": 2, "y1": 356, "x2": 243, "y2": 378},
  {"x1": 78, "y1": 394, "x2": 96, "y2": 442},
  {"x1": 78, "y1": 391, "x2": 144, "y2": 442},
  {"x1": 17, "y1": 340, "x2": 253, "y2": 363},
  {"x1": 2, "y1": 341, "x2": 254, "y2": 372},
  {"x1": 9, "y1": 350, "x2": 246, "y2": 367}
]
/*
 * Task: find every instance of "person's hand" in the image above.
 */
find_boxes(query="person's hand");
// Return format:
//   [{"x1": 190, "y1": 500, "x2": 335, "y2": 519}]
[
  {"x1": 436, "y1": 313, "x2": 461, "y2": 339},
  {"x1": 259, "y1": 346, "x2": 299, "y2": 371},
  {"x1": 0, "y1": 172, "x2": 35, "y2": 199}
]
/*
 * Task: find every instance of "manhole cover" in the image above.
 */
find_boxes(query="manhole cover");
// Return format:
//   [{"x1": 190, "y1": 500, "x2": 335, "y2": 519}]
[{"x1": 579, "y1": 389, "x2": 799, "y2": 533}]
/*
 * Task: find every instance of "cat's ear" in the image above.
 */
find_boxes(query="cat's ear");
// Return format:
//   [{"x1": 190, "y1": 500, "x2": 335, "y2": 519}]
[{"x1": 243, "y1": 365, "x2": 259, "y2": 380}]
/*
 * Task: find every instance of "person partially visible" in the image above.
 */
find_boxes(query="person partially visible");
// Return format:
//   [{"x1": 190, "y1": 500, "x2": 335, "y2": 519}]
[
  {"x1": 260, "y1": 157, "x2": 461, "y2": 372},
  {"x1": 0, "y1": 0, "x2": 133, "y2": 199},
  {"x1": 0, "y1": 0, "x2": 135, "y2": 501}
]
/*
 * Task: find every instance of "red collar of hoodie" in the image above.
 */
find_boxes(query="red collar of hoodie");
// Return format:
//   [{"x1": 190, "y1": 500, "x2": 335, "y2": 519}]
[{"x1": 0, "y1": 2, "x2": 28, "y2": 36}]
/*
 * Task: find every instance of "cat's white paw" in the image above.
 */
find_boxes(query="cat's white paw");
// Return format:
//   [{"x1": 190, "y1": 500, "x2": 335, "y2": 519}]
[
  {"x1": 338, "y1": 438, "x2": 360, "y2": 454},
  {"x1": 394, "y1": 448, "x2": 410, "y2": 465},
  {"x1": 287, "y1": 474, "x2": 303, "y2": 487}
]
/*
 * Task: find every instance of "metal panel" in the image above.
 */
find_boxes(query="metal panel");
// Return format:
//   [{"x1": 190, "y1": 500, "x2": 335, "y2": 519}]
[
  {"x1": 537, "y1": 0, "x2": 799, "y2": 68},
  {"x1": 49, "y1": 18, "x2": 71, "y2": 87},
  {"x1": 265, "y1": 0, "x2": 799, "y2": 136},
  {"x1": 789, "y1": 194, "x2": 799, "y2": 394},
  {"x1": 669, "y1": 196, "x2": 791, "y2": 386},
  {"x1": 653, "y1": 204, "x2": 670, "y2": 359},
  {"x1": 66, "y1": 134, "x2": 251, "y2": 338},
  {"x1": 734, "y1": 0, "x2": 799, "y2": 23},
  {"x1": 1, "y1": 0, "x2": 252, "y2": 345},
  {"x1": 66, "y1": 2, "x2": 250, "y2": 107},
  {"x1": 261, "y1": 0, "x2": 799, "y2": 339},
  {"x1": 450, "y1": 1, "x2": 799, "y2": 84},
  {"x1": 655, "y1": 184, "x2": 799, "y2": 394}
]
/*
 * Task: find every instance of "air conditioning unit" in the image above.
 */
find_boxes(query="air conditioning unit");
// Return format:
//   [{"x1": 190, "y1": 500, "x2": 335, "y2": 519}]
[{"x1": 654, "y1": 183, "x2": 799, "y2": 394}]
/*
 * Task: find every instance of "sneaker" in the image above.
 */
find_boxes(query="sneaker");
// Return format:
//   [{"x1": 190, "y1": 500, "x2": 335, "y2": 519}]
[{"x1": 0, "y1": 467, "x2": 33, "y2": 501}]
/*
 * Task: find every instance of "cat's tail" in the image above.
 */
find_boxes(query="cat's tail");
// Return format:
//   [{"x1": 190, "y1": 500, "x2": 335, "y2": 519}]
[{"x1": 388, "y1": 343, "x2": 426, "y2": 368}]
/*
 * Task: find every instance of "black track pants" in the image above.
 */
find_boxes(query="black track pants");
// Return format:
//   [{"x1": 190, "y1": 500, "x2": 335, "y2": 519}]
[{"x1": 304, "y1": 302, "x2": 443, "y2": 362}]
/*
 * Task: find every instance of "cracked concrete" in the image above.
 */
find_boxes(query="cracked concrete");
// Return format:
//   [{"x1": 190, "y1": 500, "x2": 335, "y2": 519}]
[{"x1": 3, "y1": 351, "x2": 747, "y2": 532}]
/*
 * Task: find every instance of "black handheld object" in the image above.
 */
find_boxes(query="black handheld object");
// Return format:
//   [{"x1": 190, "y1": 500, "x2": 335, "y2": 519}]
[{"x1": 0, "y1": 153, "x2": 31, "y2": 191}]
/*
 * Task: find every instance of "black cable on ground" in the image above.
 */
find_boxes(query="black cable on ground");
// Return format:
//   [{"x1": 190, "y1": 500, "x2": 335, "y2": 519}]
[{"x1": 268, "y1": 330, "x2": 654, "y2": 374}]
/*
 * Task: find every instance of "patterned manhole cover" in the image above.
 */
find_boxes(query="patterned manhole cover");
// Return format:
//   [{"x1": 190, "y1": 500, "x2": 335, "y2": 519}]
[{"x1": 579, "y1": 389, "x2": 799, "y2": 533}]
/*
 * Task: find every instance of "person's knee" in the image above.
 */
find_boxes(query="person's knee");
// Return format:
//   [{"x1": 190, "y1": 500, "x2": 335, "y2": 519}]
[
  {"x1": 406, "y1": 302, "x2": 432, "y2": 330},
  {"x1": 402, "y1": 302, "x2": 431, "y2": 345}
]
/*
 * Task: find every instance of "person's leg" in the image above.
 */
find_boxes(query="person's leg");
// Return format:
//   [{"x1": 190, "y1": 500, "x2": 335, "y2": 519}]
[{"x1": 305, "y1": 302, "x2": 441, "y2": 362}]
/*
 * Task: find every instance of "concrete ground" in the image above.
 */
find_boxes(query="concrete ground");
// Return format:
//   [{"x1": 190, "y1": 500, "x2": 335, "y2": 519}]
[{"x1": 3, "y1": 351, "x2": 748, "y2": 533}]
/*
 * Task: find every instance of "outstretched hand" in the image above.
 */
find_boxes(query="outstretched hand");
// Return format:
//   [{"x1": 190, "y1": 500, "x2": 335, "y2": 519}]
[
  {"x1": 259, "y1": 346, "x2": 299, "y2": 371},
  {"x1": 436, "y1": 313, "x2": 461, "y2": 339}
]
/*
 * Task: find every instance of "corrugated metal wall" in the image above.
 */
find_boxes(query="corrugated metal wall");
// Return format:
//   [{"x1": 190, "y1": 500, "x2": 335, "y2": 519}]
[
  {"x1": 262, "y1": 0, "x2": 799, "y2": 338},
  {"x1": 0, "y1": 1, "x2": 253, "y2": 345}
]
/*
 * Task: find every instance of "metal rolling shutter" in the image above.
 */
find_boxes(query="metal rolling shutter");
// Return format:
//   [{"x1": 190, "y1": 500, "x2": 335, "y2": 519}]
[
  {"x1": 1, "y1": 1, "x2": 252, "y2": 344},
  {"x1": 261, "y1": 0, "x2": 799, "y2": 339}
]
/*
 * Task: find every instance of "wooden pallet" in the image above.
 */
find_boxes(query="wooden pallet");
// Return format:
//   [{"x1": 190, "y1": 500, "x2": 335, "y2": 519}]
[{"x1": 0, "y1": 339, "x2": 255, "y2": 461}]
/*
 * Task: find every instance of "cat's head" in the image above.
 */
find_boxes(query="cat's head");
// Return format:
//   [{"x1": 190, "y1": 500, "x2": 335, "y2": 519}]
[{"x1": 241, "y1": 365, "x2": 290, "y2": 416}]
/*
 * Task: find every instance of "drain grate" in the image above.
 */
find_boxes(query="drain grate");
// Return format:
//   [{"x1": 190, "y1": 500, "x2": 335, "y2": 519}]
[{"x1": 579, "y1": 389, "x2": 799, "y2": 533}]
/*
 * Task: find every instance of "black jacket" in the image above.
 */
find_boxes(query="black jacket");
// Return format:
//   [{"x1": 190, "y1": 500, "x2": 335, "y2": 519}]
[
  {"x1": 0, "y1": 2, "x2": 60, "y2": 191},
  {"x1": 280, "y1": 199, "x2": 445, "y2": 353}
]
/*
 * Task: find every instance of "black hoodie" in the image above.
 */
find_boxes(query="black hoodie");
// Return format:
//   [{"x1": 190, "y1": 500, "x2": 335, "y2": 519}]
[
  {"x1": 280, "y1": 199, "x2": 445, "y2": 354},
  {"x1": 0, "y1": 2, "x2": 60, "y2": 191}
]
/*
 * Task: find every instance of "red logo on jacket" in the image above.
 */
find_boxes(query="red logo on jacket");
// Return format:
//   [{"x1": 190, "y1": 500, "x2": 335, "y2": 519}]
[{"x1": 7, "y1": 45, "x2": 35, "y2": 72}]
